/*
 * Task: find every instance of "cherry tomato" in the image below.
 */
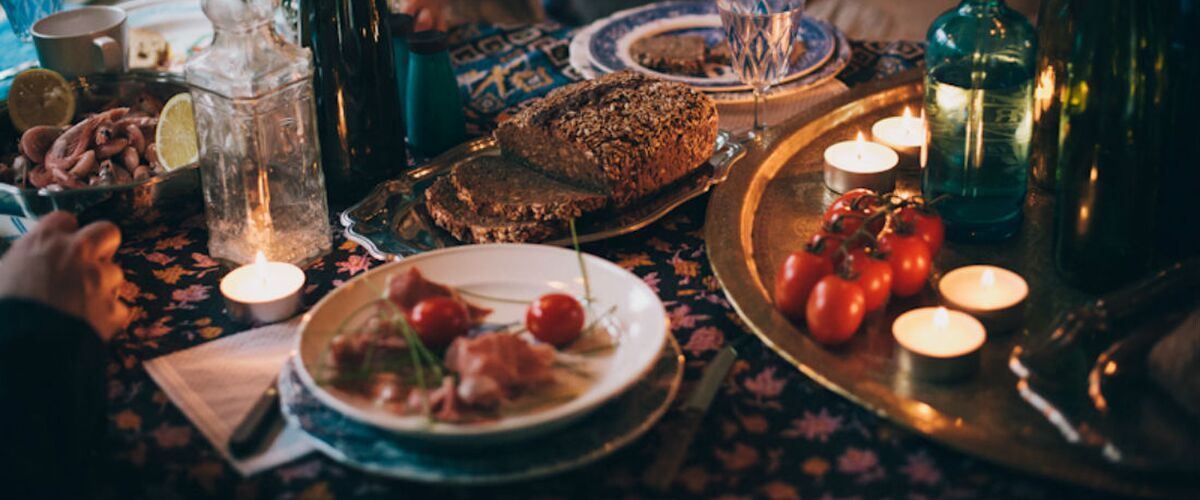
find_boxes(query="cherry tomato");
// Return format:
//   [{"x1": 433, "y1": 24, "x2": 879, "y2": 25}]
[
  {"x1": 808, "y1": 231, "x2": 846, "y2": 260},
  {"x1": 879, "y1": 232, "x2": 932, "y2": 297},
  {"x1": 526, "y1": 293, "x2": 586, "y2": 347},
  {"x1": 409, "y1": 296, "x2": 470, "y2": 349},
  {"x1": 804, "y1": 274, "x2": 866, "y2": 345},
  {"x1": 774, "y1": 246, "x2": 834, "y2": 322},
  {"x1": 846, "y1": 251, "x2": 893, "y2": 312},
  {"x1": 826, "y1": 188, "x2": 883, "y2": 217},
  {"x1": 895, "y1": 206, "x2": 945, "y2": 256},
  {"x1": 824, "y1": 189, "x2": 887, "y2": 237}
]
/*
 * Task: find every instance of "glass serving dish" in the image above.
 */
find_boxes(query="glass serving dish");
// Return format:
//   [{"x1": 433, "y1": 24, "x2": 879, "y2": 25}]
[{"x1": 0, "y1": 72, "x2": 200, "y2": 219}]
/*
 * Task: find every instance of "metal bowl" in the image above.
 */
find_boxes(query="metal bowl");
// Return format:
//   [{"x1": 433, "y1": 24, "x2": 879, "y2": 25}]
[{"x1": 0, "y1": 71, "x2": 200, "y2": 219}]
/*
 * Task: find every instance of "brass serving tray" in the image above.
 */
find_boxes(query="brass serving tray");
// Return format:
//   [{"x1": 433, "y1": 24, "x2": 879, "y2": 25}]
[{"x1": 705, "y1": 70, "x2": 1197, "y2": 497}]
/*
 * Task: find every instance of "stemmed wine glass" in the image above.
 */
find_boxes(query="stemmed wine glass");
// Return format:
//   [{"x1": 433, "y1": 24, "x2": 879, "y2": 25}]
[{"x1": 717, "y1": 0, "x2": 806, "y2": 139}]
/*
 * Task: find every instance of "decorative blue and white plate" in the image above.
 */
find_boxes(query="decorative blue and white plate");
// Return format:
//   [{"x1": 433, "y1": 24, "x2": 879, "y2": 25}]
[
  {"x1": 571, "y1": 17, "x2": 849, "y2": 104},
  {"x1": 586, "y1": 1, "x2": 836, "y2": 92},
  {"x1": 278, "y1": 335, "x2": 684, "y2": 485}
]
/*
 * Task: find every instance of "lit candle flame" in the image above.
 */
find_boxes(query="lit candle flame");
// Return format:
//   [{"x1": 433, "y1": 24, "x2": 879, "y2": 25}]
[
  {"x1": 855, "y1": 131, "x2": 865, "y2": 160},
  {"x1": 933, "y1": 307, "x2": 950, "y2": 329},
  {"x1": 254, "y1": 250, "x2": 268, "y2": 285},
  {"x1": 901, "y1": 107, "x2": 918, "y2": 140},
  {"x1": 980, "y1": 268, "x2": 995, "y2": 289}
]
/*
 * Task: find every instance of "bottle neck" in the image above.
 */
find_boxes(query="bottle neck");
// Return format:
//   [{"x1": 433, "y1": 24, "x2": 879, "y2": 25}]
[{"x1": 960, "y1": 0, "x2": 1004, "y2": 8}]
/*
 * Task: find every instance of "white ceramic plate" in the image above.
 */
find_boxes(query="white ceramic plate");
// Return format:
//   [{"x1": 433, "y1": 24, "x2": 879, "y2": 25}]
[
  {"x1": 119, "y1": 0, "x2": 213, "y2": 72},
  {"x1": 294, "y1": 244, "x2": 669, "y2": 445}
]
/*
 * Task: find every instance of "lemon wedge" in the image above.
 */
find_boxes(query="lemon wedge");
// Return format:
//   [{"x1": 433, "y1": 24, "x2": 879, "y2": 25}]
[{"x1": 155, "y1": 92, "x2": 200, "y2": 170}]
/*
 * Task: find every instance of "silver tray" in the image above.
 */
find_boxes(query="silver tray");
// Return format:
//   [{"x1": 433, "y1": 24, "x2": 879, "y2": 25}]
[
  {"x1": 0, "y1": 72, "x2": 200, "y2": 219},
  {"x1": 340, "y1": 131, "x2": 743, "y2": 259}
]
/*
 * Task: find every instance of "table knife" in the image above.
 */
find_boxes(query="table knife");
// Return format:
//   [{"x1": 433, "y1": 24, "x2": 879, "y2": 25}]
[
  {"x1": 229, "y1": 379, "x2": 283, "y2": 459},
  {"x1": 642, "y1": 340, "x2": 740, "y2": 491}
]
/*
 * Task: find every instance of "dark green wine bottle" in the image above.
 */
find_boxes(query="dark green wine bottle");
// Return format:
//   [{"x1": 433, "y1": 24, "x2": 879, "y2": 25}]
[
  {"x1": 301, "y1": 0, "x2": 406, "y2": 203},
  {"x1": 1028, "y1": 0, "x2": 1071, "y2": 191},
  {"x1": 1156, "y1": 1, "x2": 1200, "y2": 261},
  {"x1": 1053, "y1": 0, "x2": 1170, "y2": 292}
]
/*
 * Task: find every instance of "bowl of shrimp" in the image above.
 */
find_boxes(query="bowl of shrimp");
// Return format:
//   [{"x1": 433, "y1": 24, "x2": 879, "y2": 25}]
[{"x1": 0, "y1": 71, "x2": 200, "y2": 219}]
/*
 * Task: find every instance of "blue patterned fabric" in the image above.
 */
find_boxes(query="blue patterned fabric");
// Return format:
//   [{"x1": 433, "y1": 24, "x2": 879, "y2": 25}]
[{"x1": 38, "y1": 21, "x2": 1114, "y2": 499}]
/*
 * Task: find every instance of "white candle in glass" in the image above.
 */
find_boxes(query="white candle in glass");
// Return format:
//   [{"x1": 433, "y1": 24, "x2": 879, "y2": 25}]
[
  {"x1": 892, "y1": 306, "x2": 987, "y2": 381},
  {"x1": 938, "y1": 265, "x2": 1028, "y2": 331},
  {"x1": 871, "y1": 107, "x2": 925, "y2": 169},
  {"x1": 220, "y1": 251, "x2": 306, "y2": 323},
  {"x1": 823, "y1": 131, "x2": 899, "y2": 193}
]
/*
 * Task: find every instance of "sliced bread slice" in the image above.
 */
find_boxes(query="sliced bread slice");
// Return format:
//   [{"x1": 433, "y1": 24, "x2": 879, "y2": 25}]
[
  {"x1": 425, "y1": 176, "x2": 565, "y2": 243},
  {"x1": 450, "y1": 156, "x2": 607, "y2": 222}
]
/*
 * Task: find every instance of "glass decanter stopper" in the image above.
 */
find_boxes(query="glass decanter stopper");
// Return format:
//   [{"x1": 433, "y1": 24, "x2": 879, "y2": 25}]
[{"x1": 185, "y1": 0, "x2": 331, "y2": 266}]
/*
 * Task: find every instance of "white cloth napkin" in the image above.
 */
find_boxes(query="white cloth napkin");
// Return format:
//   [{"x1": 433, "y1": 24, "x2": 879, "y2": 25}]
[{"x1": 143, "y1": 318, "x2": 315, "y2": 476}]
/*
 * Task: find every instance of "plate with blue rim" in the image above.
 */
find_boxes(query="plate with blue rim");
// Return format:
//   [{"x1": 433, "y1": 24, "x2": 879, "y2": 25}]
[
  {"x1": 571, "y1": 14, "x2": 849, "y2": 104},
  {"x1": 586, "y1": 0, "x2": 837, "y2": 92},
  {"x1": 278, "y1": 335, "x2": 684, "y2": 485}
]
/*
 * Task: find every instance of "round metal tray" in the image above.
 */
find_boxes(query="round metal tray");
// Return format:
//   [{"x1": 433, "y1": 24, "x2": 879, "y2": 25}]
[{"x1": 705, "y1": 70, "x2": 1197, "y2": 497}]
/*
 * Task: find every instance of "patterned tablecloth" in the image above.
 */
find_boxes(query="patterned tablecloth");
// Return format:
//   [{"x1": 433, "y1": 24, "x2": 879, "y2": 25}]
[{"x1": 96, "y1": 22, "x2": 1102, "y2": 499}]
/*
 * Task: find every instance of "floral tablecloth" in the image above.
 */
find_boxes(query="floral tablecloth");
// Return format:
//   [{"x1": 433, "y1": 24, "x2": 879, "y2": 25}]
[{"x1": 97, "y1": 22, "x2": 1104, "y2": 499}]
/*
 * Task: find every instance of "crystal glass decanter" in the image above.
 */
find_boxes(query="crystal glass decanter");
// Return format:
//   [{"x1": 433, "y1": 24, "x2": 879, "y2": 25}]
[{"x1": 185, "y1": 0, "x2": 331, "y2": 266}]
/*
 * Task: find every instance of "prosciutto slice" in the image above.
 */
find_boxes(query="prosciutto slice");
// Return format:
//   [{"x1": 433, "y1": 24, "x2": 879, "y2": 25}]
[
  {"x1": 387, "y1": 267, "x2": 491, "y2": 322},
  {"x1": 444, "y1": 333, "x2": 556, "y2": 407}
]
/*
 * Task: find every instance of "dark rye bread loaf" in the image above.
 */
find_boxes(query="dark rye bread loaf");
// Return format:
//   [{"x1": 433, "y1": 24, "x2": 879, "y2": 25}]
[
  {"x1": 425, "y1": 176, "x2": 565, "y2": 243},
  {"x1": 449, "y1": 156, "x2": 607, "y2": 221},
  {"x1": 494, "y1": 71, "x2": 719, "y2": 208}
]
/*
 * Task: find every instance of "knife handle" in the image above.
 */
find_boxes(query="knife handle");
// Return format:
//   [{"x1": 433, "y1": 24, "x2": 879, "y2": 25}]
[
  {"x1": 229, "y1": 382, "x2": 281, "y2": 459},
  {"x1": 642, "y1": 410, "x2": 703, "y2": 492}
]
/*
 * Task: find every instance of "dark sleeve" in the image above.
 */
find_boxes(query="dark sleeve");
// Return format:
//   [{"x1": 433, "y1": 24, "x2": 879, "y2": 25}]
[{"x1": 0, "y1": 298, "x2": 107, "y2": 498}]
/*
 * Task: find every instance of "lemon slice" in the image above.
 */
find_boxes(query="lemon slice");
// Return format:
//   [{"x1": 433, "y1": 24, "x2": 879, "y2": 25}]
[
  {"x1": 8, "y1": 68, "x2": 75, "y2": 132},
  {"x1": 155, "y1": 93, "x2": 199, "y2": 170}
]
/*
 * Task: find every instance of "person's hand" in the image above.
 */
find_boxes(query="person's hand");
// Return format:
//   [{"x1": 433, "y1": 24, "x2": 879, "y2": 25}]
[
  {"x1": 0, "y1": 212, "x2": 129, "y2": 341},
  {"x1": 402, "y1": 0, "x2": 450, "y2": 32}
]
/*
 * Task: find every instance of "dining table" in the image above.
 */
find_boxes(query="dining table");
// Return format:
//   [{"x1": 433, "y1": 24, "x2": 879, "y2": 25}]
[{"x1": 72, "y1": 19, "x2": 1119, "y2": 499}]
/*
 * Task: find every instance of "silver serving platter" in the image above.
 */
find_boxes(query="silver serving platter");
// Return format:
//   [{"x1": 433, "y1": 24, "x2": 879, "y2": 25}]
[
  {"x1": 341, "y1": 131, "x2": 743, "y2": 260},
  {"x1": 0, "y1": 72, "x2": 200, "y2": 219}
]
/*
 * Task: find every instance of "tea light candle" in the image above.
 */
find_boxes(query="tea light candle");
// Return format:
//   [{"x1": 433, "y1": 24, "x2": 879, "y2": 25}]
[
  {"x1": 938, "y1": 265, "x2": 1028, "y2": 331},
  {"x1": 871, "y1": 107, "x2": 925, "y2": 169},
  {"x1": 221, "y1": 251, "x2": 306, "y2": 324},
  {"x1": 823, "y1": 131, "x2": 899, "y2": 194},
  {"x1": 893, "y1": 307, "x2": 987, "y2": 382}
]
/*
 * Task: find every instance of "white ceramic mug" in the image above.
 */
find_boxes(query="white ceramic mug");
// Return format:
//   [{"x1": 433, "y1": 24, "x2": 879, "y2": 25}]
[{"x1": 31, "y1": 6, "x2": 128, "y2": 79}]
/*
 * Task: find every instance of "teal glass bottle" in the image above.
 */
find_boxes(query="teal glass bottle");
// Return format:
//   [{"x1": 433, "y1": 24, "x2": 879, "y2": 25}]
[
  {"x1": 922, "y1": 0, "x2": 1036, "y2": 242},
  {"x1": 405, "y1": 31, "x2": 466, "y2": 157}
]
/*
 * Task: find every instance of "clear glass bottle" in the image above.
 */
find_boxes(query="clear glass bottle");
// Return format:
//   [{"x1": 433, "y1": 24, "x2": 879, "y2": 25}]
[
  {"x1": 922, "y1": 0, "x2": 1036, "y2": 242},
  {"x1": 185, "y1": 0, "x2": 331, "y2": 266}
]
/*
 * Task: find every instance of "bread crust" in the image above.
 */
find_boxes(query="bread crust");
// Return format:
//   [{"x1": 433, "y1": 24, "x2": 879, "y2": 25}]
[
  {"x1": 449, "y1": 156, "x2": 607, "y2": 222},
  {"x1": 494, "y1": 71, "x2": 718, "y2": 208},
  {"x1": 425, "y1": 176, "x2": 564, "y2": 243}
]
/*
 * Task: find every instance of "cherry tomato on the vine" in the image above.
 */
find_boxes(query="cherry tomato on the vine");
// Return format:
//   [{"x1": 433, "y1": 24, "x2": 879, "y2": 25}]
[
  {"x1": 846, "y1": 251, "x2": 893, "y2": 312},
  {"x1": 774, "y1": 246, "x2": 835, "y2": 322},
  {"x1": 824, "y1": 190, "x2": 886, "y2": 237},
  {"x1": 805, "y1": 274, "x2": 866, "y2": 345},
  {"x1": 410, "y1": 296, "x2": 470, "y2": 349},
  {"x1": 895, "y1": 206, "x2": 945, "y2": 257},
  {"x1": 878, "y1": 232, "x2": 932, "y2": 297},
  {"x1": 526, "y1": 293, "x2": 586, "y2": 347},
  {"x1": 826, "y1": 188, "x2": 884, "y2": 217}
]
